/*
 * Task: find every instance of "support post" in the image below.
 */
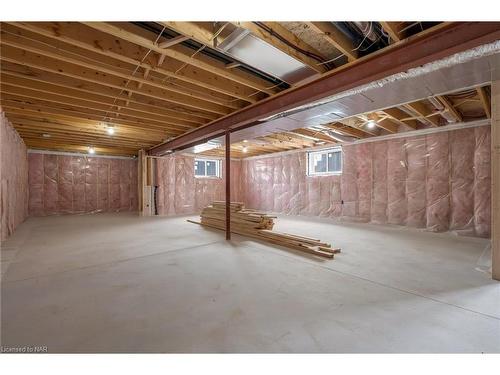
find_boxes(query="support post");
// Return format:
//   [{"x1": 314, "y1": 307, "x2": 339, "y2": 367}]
[
  {"x1": 492, "y1": 81, "x2": 500, "y2": 280},
  {"x1": 225, "y1": 131, "x2": 231, "y2": 240}
]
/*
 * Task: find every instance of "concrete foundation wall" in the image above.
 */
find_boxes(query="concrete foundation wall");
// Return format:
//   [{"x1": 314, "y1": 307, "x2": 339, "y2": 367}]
[
  {"x1": 28, "y1": 153, "x2": 138, "y2": 216},
  {"x1": 1, "y1": 111, "x2": 29, "y2": 241},
  {"x1": 240, "y1": 126, "x2": 492, "y2": 238}
]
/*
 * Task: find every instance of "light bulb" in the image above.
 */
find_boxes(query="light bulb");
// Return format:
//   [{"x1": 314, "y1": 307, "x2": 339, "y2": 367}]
[
  {"x1": 88, "y1": 146, "x2": 95, "y2": 154},
  {"x1": 242, "y1": 146, "x2": 248, "y2": 153},
  {"x1": 367, "y1": 120, "x2": 376, "y2": 129},
  {"x1": 106, "y1": 126, "x2": 115, "y2": 135}
]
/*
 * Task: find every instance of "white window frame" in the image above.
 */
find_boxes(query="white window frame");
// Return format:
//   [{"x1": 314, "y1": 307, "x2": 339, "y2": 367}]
[
  {"x1": 307, "y1": 147, "x2": 343, "y2": 176},
  {"x1": 194, "y1": 158, "x2": 222, "y2": 178}
]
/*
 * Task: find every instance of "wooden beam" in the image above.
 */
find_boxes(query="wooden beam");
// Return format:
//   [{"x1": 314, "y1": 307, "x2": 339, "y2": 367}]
[
  {"x1": 437, "y1": 95, "x2": 463, "y2": 122},
  {"x1": 6, "y1": 22, "x2": 259, "y2": 104},
  {"x1": 492, "y1": 81, "x2": 500, "y2": 280},
  {"x1": 305, "y1": 22, "x2": 358, "y2": 61},
  {"x1": 83, "y1": 22, "x2": 276, "y2": 95},
  {"x1": 232, "y1": 22, "x2": 328, "y2": 75},
  {"x1": 477, "y1": 86, "x2": 491, "y2": 118},
  {"x1": 379, "y1": 22, "x2": 406, "y2": 43}
]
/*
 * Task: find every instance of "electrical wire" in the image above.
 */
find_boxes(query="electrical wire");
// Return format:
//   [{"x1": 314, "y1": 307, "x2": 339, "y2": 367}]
[{"x1": 101, "y1": 26, "x2": 167, "y2": 123}]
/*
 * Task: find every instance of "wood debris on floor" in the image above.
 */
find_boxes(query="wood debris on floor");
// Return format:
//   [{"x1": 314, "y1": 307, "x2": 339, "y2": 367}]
[{"x1": 188, "y1": 201, "x2": 340, "y2": 258}]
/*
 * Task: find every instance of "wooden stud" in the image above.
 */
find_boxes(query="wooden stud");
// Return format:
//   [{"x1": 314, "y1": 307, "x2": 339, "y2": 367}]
[{"x1": 492, "y1": 81, "x2": 500, "y2": 280}]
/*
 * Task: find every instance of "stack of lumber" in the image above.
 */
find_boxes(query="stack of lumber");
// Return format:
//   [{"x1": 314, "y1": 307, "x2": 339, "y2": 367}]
[{"x1": 188, "y1": 201, "x2": 340, "y2": 259}]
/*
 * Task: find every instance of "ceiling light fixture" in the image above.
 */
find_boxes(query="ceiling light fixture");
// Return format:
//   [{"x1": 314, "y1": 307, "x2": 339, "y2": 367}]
[
  {"x1": 106, "y1": 126, "x2": 115, "y2": 135},
  {"x1": 366, "y1": 120, "x2": 377, "y2": 129},
  {"x1": 88, "y1": 146, "x2": 95, "y2": 154},
  {"x1": 243, "y1": 139, "x2": 248, "y2": 143},
  {"x1": 41, "y1": 133, "x2": 51, "y2": 138},
  {"x1": 242, "y1": 146, "x2": 248, "y2": 153}
]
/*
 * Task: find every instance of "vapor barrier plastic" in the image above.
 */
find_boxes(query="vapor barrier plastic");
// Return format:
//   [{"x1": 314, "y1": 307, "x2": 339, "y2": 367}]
[
  {"x1": 155, "y1": 154, "x2": 242, "y2": 216},
  {"x1": 240, "y1": 125, "x2": 491, "y2": 238},
  {"x1": 28, "y1": 153, "x2": 138, "y2": 216},
  {"x1": 1, "y1": 112, "x2": 28, "y2": 240}
]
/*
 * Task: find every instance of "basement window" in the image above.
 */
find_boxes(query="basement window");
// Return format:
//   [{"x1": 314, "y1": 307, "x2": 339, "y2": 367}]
[
  {"x1": 194, "y1": 159, "x2": 221, "y2": 178},
  {"x1": 307, "y1": 147, "x2": 342, "y2": 176}
]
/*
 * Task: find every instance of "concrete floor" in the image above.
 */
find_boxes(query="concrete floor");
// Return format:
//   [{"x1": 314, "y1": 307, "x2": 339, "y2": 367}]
[{"x1": 1, "y1": 212, "x2": 499, "y2": 353}]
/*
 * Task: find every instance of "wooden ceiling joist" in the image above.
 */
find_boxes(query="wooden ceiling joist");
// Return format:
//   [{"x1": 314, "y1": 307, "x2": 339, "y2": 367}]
[
  {"x1": 380, "y1": 107, "x2": 419, "y2": 129},
  {"x1": 0, "y1": 27, "x2": 243, "y2": 110},
  {"x1": 325, "y1": 123, "x2": 372, "y2": 139},
  {"x1": 0, "y1": 38, "x2": 237, "y2": 115},
  {"x1": 0, "y1": 103, "x2": 180, "y2": 137},
  {"x1": 1, "y1": 68, "x2": 212, "y2": 124},
  {"x1": 6, "y1": 22, "x2": 260, "y2": 104},
  {"x1": 404, "y1": 101, "x2": 442, "y2": 127},
  {"x1": 0, "y1": 83, "x2": 200, "y2": 131},
  {"x1": 82, "y1": 22, "x2": 277, "y2": 96},
  {"x1": 289, "y1": 128, "x2": 339, "y2": 143}
]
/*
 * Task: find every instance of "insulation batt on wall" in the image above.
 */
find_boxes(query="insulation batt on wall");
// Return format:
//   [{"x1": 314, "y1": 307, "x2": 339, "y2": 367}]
[
  {"x1": 1, "y1": 111, "x2": 29, "y2": 240},
  {"x1": 240, "y1": 126, "x2": 491, "y2": 238},
  {"x1": 155, "y1": 154, "x2": 242, "y2": 216},
  {"x1": 28, "y1": 153, "x2": 138, "y2": 216}
]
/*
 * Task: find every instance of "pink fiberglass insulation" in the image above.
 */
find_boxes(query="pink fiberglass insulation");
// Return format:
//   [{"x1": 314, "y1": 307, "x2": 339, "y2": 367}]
[
  {"x1": 155, "y1": 154, "x2": 242, "y2": 216},
  {"x1": 1, "y1": 112, "x2": 29, "y2": 240},
  {"x1": 239, "y1": 125, "x2": 491, "y2": 238},
  {"x1": 387, "y1": 138, "x2": 408, "y2": 225},
  {"x1": 425, "y1": 132, "x2": 450, "y2": 232},
  {"x1": 371, "y1": 141, "x2": 388, "y2": 224},
  {"x1": 28, "y1": 152, "x2": 137, "y2": 216},
  {"x1": 474, "y1": 126, "x2": 491, "y2": 237},
  {"x1": 450, "y1": 128, "x2": 475, "y2": 235},
  {"x1": 406, "y1": 136, "x2": 427, "y2": 228}
]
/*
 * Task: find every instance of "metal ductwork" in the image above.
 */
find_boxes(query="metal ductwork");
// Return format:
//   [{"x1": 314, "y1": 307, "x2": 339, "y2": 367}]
[
  {"x1": 217, "y1": 26, "x2": 319, "y2": 84},
  {"x1": 228, "y1": 42, "x2": 499, "y2": 145}
]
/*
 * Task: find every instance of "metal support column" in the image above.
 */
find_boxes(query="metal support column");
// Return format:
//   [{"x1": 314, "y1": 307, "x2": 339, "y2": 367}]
[{"x1": 225, "y1": 131, "x2": 231, "y2": 240}]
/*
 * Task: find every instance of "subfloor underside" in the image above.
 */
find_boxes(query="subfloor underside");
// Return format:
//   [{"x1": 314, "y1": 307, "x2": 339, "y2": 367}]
[{"x1": 1, "y1": 212, "x2": 499, "y2": 353}]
